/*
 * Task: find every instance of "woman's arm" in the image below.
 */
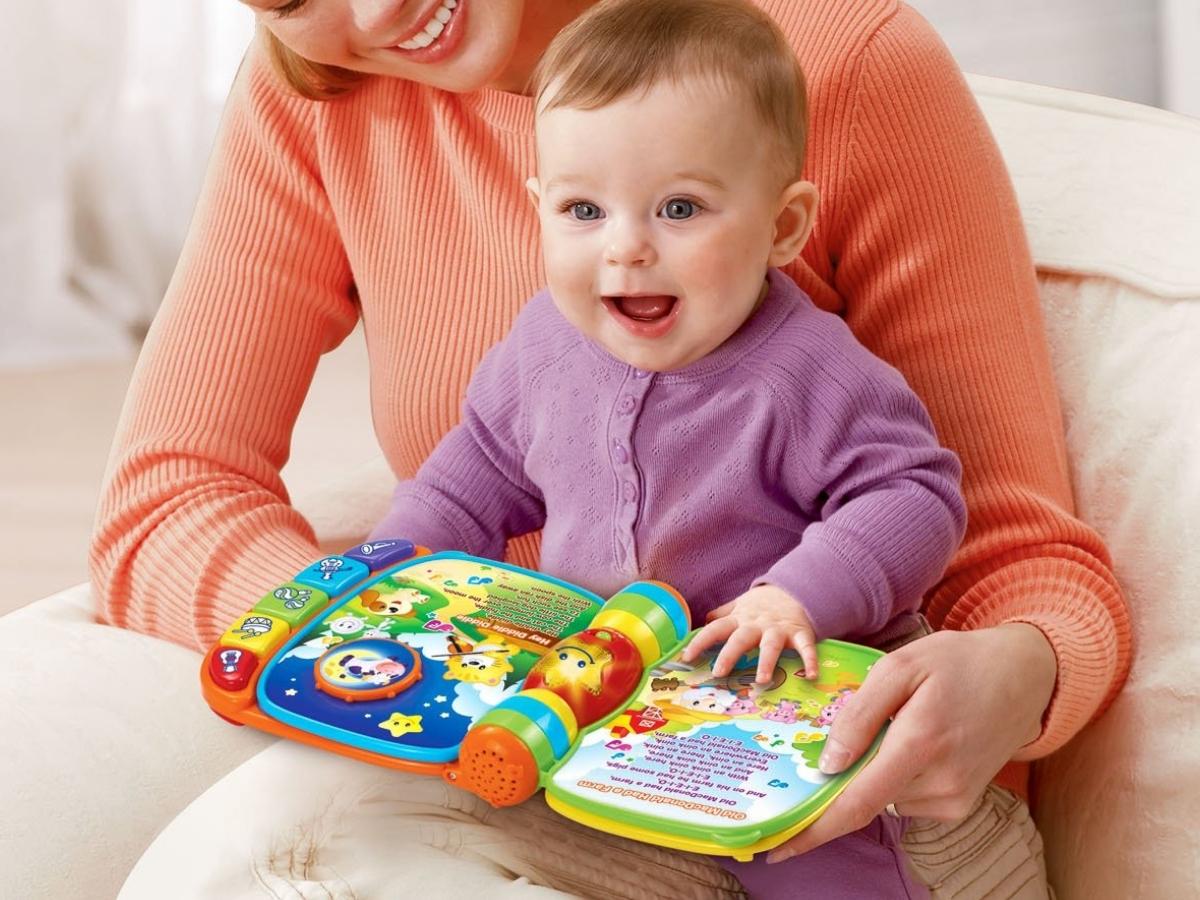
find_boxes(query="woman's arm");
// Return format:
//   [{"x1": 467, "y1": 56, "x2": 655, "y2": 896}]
[
  {"x1": 89, "y1": 38, "x2": 358, "y2": 650},
  {"x1": 808, "y1": 1, "x2": 1130, "y2": 758},
  {"x1": 772, "y1": 3, "x2": 1131, "y2": 857}
]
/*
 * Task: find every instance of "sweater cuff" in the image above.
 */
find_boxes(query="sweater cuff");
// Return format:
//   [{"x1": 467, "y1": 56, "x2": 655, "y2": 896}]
[
  {"x1": 754, "y1": 539, "x2": 874, "y2": 642},
  {"x1": 938, "y1": 557, "x2": 1131, "y2": 759},
  {"x1": 193, "y1": 524, "x2": 320, "y2": 650}
]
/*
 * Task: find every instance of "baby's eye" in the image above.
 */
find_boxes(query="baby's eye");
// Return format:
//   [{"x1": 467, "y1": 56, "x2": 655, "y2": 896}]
[
  {"x1": 568, "y1": 202, "x2": 603, "y2": 221},
  {"x1": 661, "y1": 198, "x2": 698, "y2": 220}
]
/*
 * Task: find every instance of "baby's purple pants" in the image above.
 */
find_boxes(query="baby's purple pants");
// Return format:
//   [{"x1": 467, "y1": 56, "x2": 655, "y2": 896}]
[{"x1": 719, "y1": 815, "x2": 928, "y2": 899}]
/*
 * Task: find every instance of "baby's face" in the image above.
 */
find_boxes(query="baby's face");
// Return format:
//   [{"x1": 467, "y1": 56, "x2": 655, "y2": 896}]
[{"x1": 530, "y1": 75, "x2": 807, "y2": 372}]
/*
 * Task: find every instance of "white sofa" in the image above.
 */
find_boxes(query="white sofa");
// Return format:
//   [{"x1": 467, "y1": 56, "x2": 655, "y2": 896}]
[{"x1": 2, "y1": 75, "x2": 1197, "y2": 899}]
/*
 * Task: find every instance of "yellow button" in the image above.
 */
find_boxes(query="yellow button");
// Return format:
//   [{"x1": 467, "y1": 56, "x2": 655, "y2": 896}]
[{"x1": 218, "y1": 611, "x2": 290, "y2": 657}]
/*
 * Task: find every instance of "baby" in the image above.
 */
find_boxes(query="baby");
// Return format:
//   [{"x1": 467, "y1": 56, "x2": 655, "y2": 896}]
[{"x1": 372, "y1": 0, "x2": 964, "y2": 891}]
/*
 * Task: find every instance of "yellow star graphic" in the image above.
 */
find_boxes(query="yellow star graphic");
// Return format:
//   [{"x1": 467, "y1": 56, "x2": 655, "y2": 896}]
[{"x1": 379, "y1": 713, "x2": 424, "y2": 737}]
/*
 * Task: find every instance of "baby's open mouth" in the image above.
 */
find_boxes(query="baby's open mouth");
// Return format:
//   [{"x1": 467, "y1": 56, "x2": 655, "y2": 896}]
[{"x1": 605, "y1": 294, "x2": 678, "y2": 322}]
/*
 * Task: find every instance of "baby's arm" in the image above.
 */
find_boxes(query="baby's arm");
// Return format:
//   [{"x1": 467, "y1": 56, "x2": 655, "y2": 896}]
[
  {"x1": 758, "y1": 366, "x2": 967, "y2": 647},
  {"x1": 369, "y1": 330, "x2": 546, "y2": 558},
  {"x1": 369, "y1": 410, "x2": 545, "y2": 559},
  {"x1": 686, "y1": 329, "x2": 966, "y2": 682}
]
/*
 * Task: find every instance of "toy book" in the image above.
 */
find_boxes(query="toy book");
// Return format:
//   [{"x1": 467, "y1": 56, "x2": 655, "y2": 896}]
[{"x1": 202, "y1": 541, "x2": 886, "y2": 860}]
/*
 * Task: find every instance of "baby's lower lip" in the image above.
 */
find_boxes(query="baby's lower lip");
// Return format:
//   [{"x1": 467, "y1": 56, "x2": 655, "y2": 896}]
[{"x1": 603, "y1": 295, "x2": 681, "y2": 339}]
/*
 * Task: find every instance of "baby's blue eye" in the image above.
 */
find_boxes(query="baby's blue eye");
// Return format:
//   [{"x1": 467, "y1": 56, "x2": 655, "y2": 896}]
[
  {"x1": 662, "y1": 199, "x2": 697, "y2": 220},
  {"x1": 570, "y1": 202, "x2": 602, "y2": 221}
]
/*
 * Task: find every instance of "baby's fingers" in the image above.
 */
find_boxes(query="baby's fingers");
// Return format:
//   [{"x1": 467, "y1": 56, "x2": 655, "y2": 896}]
[
  {"x1": 681, "y1": 617, "x2": 737, "y2": 662},
  {"x1": 792, "y1": 630, "x2": 819, "y2": 680},
  {"x1": 756, "y1": 631, "x2": 787, "y2": 684},
  {"x1": 712, "y1": 629, "x2": 761, "y2": 678}
]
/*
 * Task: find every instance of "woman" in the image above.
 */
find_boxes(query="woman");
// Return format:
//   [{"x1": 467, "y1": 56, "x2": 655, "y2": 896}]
[{"x1": 91, "y1": 0, "x2": 1130, "y2": 894}]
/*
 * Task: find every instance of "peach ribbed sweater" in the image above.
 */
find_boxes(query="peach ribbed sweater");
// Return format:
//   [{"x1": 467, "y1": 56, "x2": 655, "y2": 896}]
[{"x1": 91, "y1": 0, "x2": 1130, "y2": 778}]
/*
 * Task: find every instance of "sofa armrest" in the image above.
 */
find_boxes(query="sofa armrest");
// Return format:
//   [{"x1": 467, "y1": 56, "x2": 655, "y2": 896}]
[{"x1": 971, "y1": 74, "x2": 1200, "y2": 899}]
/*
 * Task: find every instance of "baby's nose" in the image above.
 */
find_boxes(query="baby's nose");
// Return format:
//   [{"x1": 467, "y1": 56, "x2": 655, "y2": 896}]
[{"x1": 604, "y1": 222, "x2": 656, "y2": 268}]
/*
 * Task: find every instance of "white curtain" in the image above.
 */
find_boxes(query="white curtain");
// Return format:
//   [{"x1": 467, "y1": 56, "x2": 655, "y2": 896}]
[
  {"x1": 0, "y1": 0, "x2": 253, "y2": 367},
  {"x1": 1161, "y1": 0, "x2": 1200, "y2": 118}
]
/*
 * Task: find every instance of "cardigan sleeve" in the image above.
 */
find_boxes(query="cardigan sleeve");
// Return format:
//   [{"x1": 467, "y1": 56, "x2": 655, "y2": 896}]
[
  {"x1": 797, "y1": 4, "x2": 1132, "y2": 758},
  {"x1": 89, "y1": 40, "x2": 358, "y2": 650},
  {"x1": 369, "y1": 331, "x2": 547, "y2": 558},
  {"x1": 755, "y1": 333, "x2": 967, "y2": 643}
]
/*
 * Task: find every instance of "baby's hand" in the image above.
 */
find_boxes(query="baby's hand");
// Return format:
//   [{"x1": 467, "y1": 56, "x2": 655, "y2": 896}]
[{"x1": 681, "y1": 584, "x2": 818, "y2": 684}]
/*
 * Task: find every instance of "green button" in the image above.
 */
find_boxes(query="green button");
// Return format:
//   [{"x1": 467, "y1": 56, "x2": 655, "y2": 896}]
[{"x1": 252, "y1": 581, "x2": 331, "y2": 627}]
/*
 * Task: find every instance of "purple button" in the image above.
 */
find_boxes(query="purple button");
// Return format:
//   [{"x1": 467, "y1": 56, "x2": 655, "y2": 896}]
[
  {"x1": 612, "y1": 442, "x2": 629, "y2": 464},
  {"x1": 633, "y1": 369, "x2": 651, "y2": 379},
  {"x1": 622, "y1": 481, "x2": 638, "y2": 503},
  {"x1": 618, "y1": 396, "x2": 636, "y2": 415},
  {"x1": 342, "y1": 539, "x2": 416, "y2": 571}
]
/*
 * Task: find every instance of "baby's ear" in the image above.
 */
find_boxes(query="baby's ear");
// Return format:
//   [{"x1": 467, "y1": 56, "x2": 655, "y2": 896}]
[
  {"x1": 768, "y1": 180, "x2": 819, "y2": 267},
  {"x1": 525, "y1": 176, "x2": 542, "y2": 211}
]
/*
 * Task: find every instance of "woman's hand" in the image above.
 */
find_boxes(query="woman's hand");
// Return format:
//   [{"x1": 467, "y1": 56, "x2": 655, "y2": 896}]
[
  {"x1": 681, "y1": 585, "x2": 819, "y2": 684},
  {"x1": 766, "y1": 622, "x2": 1057, "y2": 864}
]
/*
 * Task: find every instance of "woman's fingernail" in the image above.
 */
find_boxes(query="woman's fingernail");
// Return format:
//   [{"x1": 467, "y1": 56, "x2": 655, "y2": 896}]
[
  {"x1": 819, "y1": 738, "x2": 850, "y2": 773},
  {"x1": 766, "y1": 849, "x2": 792, "y2": 864}
]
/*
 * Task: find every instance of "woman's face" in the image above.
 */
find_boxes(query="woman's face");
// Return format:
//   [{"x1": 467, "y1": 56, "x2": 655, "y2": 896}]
[{"x1": 240, "y1": 0, "x2": 553, "y2": 93}]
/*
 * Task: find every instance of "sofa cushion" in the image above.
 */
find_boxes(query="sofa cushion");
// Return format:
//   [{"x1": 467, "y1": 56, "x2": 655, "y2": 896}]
[{"x1": 0, "y1": 585, "x2": 275, "y2": 900}]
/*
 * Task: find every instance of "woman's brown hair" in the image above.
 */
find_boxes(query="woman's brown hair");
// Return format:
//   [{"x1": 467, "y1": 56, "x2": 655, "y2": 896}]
[{"x1": 262, "y1": 27, "x2": 366, "y2": 100}]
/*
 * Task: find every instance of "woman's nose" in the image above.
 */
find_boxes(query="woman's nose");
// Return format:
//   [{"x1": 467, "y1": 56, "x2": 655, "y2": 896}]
[
  {"x1": 604, "y1": 221, "x2": 656, "y2": 268},
  {"x1": 350, "y1": 0, "x2": 407, "y2": 35}
]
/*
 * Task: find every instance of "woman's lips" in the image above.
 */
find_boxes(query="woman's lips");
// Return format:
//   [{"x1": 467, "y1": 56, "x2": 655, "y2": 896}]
[
  {"x1": 604, "y1": 295, "x2": 681, "y2": 339},
  {"x1": 384, "y1": 0, "x2": 466, "y2": 64}
]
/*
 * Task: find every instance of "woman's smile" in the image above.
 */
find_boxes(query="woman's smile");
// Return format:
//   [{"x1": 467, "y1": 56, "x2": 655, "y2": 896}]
[{"x1": 383, "y1": 0, "x2": 466, "y2": 62}]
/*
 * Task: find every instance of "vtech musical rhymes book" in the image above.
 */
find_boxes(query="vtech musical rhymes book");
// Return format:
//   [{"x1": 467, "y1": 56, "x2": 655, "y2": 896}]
[{"x1": 202, "y1": 541, "x2": 886, "y2": 860}]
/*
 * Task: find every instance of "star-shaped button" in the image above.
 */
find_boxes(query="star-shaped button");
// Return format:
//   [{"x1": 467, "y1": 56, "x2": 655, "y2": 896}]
[
  {"x1": 379, "y1": 713, "x2": 424, "y2": 737},
  {"x1": 285, "y1": 688, "x2": 298, "y2": 697}
]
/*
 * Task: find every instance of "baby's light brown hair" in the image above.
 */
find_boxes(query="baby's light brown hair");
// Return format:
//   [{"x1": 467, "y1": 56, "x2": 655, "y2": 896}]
[{"x1": 530, "y1": 0, "x2": 809, "y2": 187}]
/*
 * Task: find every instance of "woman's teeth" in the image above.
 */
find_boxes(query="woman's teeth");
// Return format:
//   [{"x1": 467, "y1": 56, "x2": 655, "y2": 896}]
[{"x1": 396, "y1": 0, "x2": 458, "y2": 50}]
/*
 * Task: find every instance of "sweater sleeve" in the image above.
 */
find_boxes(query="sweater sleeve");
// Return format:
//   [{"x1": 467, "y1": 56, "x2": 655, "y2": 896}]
[
  {"x1": 755, "y1": 331, "x2": 967, "y2": 642},
  {"x1": 88, "y1": 40, "x2": 358, "y2": 651},
  {"x1": 368, "y1": 331, "x2": 547, "y2": 558},
  {"x1": 803, "y1": 5, "x2": 1132, "y2": 757}
]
